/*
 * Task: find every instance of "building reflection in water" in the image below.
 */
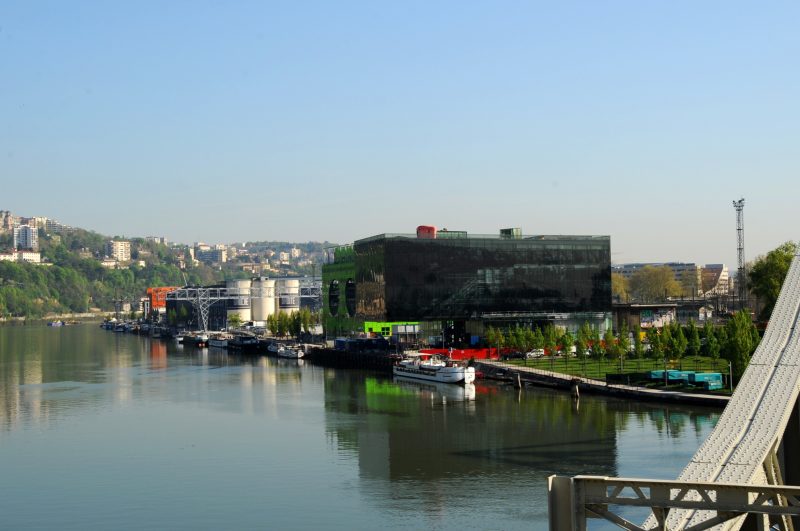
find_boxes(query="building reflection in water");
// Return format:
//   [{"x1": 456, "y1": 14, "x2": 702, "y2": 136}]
[{"x1": 323, "y1": 369, "x2": 720, "y2": 519}]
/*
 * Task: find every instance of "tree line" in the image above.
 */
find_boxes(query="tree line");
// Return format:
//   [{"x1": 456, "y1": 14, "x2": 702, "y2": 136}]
[{"x1": 487, "y1": 310, "x2": 759, "y2": 379}]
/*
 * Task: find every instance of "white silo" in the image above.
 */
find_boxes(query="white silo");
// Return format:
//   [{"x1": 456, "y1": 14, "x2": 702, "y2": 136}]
[
  {"x1": 251, "y1": 277, "x2": 276, "y2": 322},
  {"x1": 227, "y1": 279, "x2": 252, "y2": 323},
  {"x1": 277, "y1": 278, "x2": 300, "y2": 314}
]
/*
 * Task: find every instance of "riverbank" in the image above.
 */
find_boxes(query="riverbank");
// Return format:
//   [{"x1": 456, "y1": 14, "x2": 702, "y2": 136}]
[
  {"x1": 0, "y1": 312, "x2": 110, "y2": 325},
  {"x1": 476, "y1": 360, "x2": 729, "y2": 408}
]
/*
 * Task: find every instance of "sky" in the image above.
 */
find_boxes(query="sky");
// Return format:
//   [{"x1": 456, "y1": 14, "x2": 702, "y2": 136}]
[{"x1": 1, "y1": 1, "x2": 798, "y2": 267}]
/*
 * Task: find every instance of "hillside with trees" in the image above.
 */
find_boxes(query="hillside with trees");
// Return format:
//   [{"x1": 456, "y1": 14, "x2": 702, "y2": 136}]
[{"x1": 0, "y1": 229, "x2": 224, "y2": 318}]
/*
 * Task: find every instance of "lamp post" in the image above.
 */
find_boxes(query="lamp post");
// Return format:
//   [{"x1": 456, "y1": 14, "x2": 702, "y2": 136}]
[{"x1": 729, "y1": 361, "x2": 734, "y2": 393}]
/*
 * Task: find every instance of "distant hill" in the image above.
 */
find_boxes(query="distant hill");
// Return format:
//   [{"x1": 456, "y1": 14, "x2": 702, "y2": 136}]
[{"x1": 0, "y1": 225, "x2": 330, "y2": 319}]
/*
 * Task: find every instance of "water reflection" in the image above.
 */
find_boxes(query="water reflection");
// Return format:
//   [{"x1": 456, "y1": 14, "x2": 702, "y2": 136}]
[
  {"x1": 0, "y1": 324, "x2": 720, "y2": 530},
  {"x1": 0, "y1": 324, "x2": 312, "y2": 430}
]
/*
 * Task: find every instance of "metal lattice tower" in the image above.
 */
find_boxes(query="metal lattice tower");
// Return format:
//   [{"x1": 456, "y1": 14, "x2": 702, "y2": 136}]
[{"x1": 733, "y1": 198, "x2": 746, "y2": 310}]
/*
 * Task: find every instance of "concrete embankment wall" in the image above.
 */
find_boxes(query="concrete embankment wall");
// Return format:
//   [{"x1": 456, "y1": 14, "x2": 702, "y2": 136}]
[{"x1": 475, "y1": 361, "x2": 729, "y2": 408}]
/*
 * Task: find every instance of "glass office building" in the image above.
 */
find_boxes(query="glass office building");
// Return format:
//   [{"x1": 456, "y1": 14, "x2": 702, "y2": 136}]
[{"x1": 323, "y1": 230, "x2": 611, "y2": 340}]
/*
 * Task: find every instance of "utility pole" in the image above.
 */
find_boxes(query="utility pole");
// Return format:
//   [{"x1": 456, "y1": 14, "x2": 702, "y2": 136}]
[{"x1": 733, "y1": 198, "x2": 746, "y2": 311}]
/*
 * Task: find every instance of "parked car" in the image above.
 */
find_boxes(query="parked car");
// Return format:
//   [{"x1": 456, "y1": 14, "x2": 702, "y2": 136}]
[{"x1": 525, "y1": 349, "x2": 545, "y2": 359}]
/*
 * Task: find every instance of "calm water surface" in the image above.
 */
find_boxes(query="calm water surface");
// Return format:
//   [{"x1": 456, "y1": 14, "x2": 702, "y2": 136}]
[{"x1": 0, "y1": 324, "x2": 719, "y2": 530}]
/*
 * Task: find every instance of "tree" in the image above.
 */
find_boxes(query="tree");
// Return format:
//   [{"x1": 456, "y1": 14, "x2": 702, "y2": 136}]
[
  {"x1": 749, "y1": 242, "x2": 798, "y2": 320},
  {"x1": 628, "y1": 265, "x2": 682, "y2": 302},
  {"x1": 510, "y1": 326, "x2": 525, "y2": 353},
  {"x1": 290, "y1": 311, "x2": 302, "y2": 337},
  {"x1": 661, "y1": 324, "x2": 674, "y2": 358},
  {"x1": 669, "y1": 322, "x2": 687, "y2": 360},
  {"x1": 686, "y1": 320, "x2": 701, "y2": 359},
  {"x1": 522, "y1": 327, "x2": 536, "y2": 353},
  {"x1": 647, "y1": 327, "x2": 663, "y2": 359},
  {"x1": 227, "y1": 313, "x2": 243, "y2": 330},
  {"x1": 617, "y1": 322, "x2": 631, "y2": 359},
  {"x1": 532, "y1": 327, "x2": 545, "y2": 350},
  {"x1": 543, "y1": 324, "x2": 558, "y2": 359},
  {"x1": 277, "y1": 312, "x2": 290, "y2": 337},
  {"x1": 486, "y1": 326, "x2": 505, "y2": 356},
  {"x1": 677, "y1": 269, "x2": 700, "y2": 299},
  {"x1": 592, "y1": 327, "x2": 606, "y2": 361},
  {"x1": 561, "y1": 330, "x2": 575, "y2": 368},
  {"x1": 722, "y1": 310, "x2": 759, "y2": 381},
  {"x1": 267, "y1": 313, "x2": 279, "y2": 337},
  {"x1": 575, "y1": 334, "x2": 588, "y2": 359},
  {"x1": 299, "y1": 308, "x2": 313, "y2": 333},
  {"x1": 612, "y1": 272, "x2": 630, "y2": 302},
  {"x1": 703, "y1": 321, "x2": 722, "y2": 369},
  {"x1": 603, "y1": 328, "x2": 617, "y2": 361}
]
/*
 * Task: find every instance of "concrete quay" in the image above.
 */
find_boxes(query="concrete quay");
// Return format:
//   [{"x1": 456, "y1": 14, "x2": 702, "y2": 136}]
[{"x1": 475, "y1": 360, "x2": 730, "y2": 408}]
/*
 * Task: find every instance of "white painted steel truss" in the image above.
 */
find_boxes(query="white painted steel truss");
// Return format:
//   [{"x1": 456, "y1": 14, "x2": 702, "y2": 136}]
[
  {"x1": 549, "y1": 254, "x2": 800, "y2": 530},
  {"x1": 549, "y1": 475, "x2": 800, "y2": 531}
]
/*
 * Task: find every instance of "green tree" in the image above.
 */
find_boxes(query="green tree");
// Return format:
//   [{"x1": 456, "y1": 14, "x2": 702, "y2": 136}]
[
  {"x1": 647, "y1": 327, "x2": 663, "y2": 359},
  {"x1": 603, "y1": 328, "x2": 617, "y2": 361},
  {"x1": 669, "y1": 322, "x2": 688, "y2": 360},
  {"x1": 290, "y1": 311, "x2": 302, "y2": 337},
  {"x1": 575, "y1": 334, "x2": 588, "y2": 358},
  {"x1": 510, "y1": 326, "x2": 525, "y2": 352},
  {"x1": 686, "y1": 320, "x2": 701, "y2": 359},
  {"x1": 629, "y1": 265, "x2": 682, "y2": 302},
  {"x1": 561, "y1": 330, "x2": 575, "y2": 368},
  {"x1": 722, "y1": 310, "x2": 759, "y2": 381},
  {"x1": 617, "y1": 322, "x2": 631, "y2": 359},
  {"x1": 661, "y1": 324, "x2": 674, "y2": 358},
  {"x1": 532, "y1": 327, "x2": 545, "y2": 350},
  {"x1": 227, "y1": 313, "x2": 243, "y2": 329},
  {"x1": 277, "y1": 312, "x2": 290, "y2": 337},
  {"x1": 543, "y1": 324, "x2": 558, "y2": 359},
  {"x1": 748, "y1": 241, "x2": 798, "y2": 320},
  {"x1": 522, "y1": 327, "x2": 536, "y2": 353},
  {"x1": 299, "y1": 308, "x2": 313, "y2": 333},
  {"x1": 591, "y1": 327, "x2": 606, "y2": 360},
  {"x1": 612, "y1": 272, "x2": 630, "y2": 302},
  {"x1": 486, "y1": 326, "x2": 506, "y2": 357},
  {"x1": 267, "y1": 313, "x2": 279, "y2": 337}
]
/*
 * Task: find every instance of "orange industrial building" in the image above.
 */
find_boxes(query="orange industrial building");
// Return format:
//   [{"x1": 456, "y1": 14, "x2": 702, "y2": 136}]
[{"x1": 147, "y1": 287, "x2": 179, "y2": 311}]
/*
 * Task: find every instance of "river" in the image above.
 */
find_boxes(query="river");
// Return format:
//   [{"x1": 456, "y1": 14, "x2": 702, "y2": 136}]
[{"x1": 0, "y1": 324, "x2": 719, "y2": 530}]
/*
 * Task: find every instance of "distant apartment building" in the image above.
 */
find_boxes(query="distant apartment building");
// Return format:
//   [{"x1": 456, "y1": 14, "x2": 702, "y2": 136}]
[
  {"x1": 44, "y1": 218, "x2": 74, "y2": 234},
  {"x1": 279, "y1": 251, "x2": 290, "y2": 263},
  {"x1": 290, "y1": 247, "x2": 301, "y2": 259},
  {"x1": 196, "y1": 247, "x2": 227, "y2": 264},
  {"x1": 101, "y1": 257, "x2": 122, "y2": 269},
  {"x1": 145, "y1": 236, "x2": 168, "y2": 245},
  {"x1": 13, "y1": 225, "x2": 39, "y2": 251},
  {"x1": 106, "y1": 240, "x2": 131, "y2": 262},
  {"x1": 0, "y1": 250, "x2": 42, "y2": 264},
  {"x1": 0, "y1": 211, "x2": 13, "y2": 232}
]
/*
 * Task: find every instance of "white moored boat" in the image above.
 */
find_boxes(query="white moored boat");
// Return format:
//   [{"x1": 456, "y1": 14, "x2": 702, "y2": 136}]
[
  {"x1": 392, "y1": 356, "x2": 475, "y2": 384},
  {"x1": 277, "y1": 346, "x2": 304, "y2": 359},
  {"x1": 208, "y1": 333, "x2": 232, "y2": 349}
]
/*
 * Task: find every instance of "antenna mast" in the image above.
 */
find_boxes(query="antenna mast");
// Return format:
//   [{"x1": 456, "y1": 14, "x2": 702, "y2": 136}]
[{"x1": 733, "y1": 198, "x2": 746, "y2": 310}]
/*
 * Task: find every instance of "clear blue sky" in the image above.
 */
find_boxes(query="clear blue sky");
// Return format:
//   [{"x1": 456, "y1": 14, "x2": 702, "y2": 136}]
[{"x1": 2, "y1": 1, "x2": 798, "y2": 267}]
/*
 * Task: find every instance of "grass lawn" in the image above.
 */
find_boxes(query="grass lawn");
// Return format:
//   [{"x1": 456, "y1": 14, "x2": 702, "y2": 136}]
[{"x1": 502, "y1": 355, "x2": 732, "y2": 394}]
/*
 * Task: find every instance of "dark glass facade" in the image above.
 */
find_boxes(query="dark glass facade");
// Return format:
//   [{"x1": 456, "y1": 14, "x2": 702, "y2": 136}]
[{"x1": 324, "y1": 233, "x2": 611, "y2": 330}]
